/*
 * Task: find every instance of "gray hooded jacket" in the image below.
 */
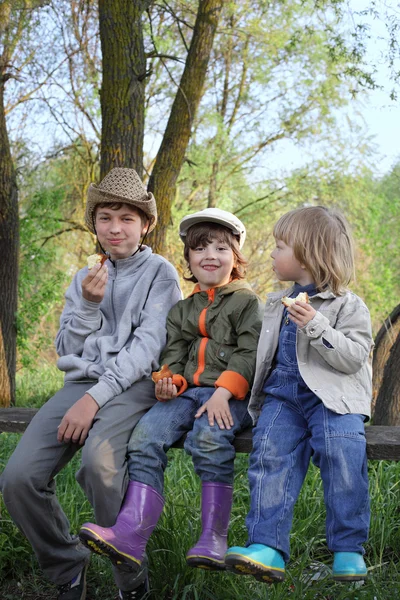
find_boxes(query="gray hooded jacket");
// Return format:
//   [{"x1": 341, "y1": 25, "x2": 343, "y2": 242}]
[
  {"x1": 56, "y1": 246, "x2": 182, "y2": 407},
  {"x1": 248, "y1": 286, "x2": 373, "y2": 423}
]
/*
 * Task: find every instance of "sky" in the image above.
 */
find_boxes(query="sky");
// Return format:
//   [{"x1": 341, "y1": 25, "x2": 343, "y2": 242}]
[
  {"x1": 351, "y1": 0, "x2": 400, "y2": 174},
  {"x1": 267, "y1": 0, "x2": 400, "y2": 177},
  {"x1": 270, "y1": 89, "x2": 400, "y2": 176},
  {"x1": 358, "y1": 89, "x2": 400, "y2": 174}
]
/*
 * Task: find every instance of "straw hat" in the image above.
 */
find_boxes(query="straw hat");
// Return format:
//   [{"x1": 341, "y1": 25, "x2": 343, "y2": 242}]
[
  {"x1": 179, "y1": 208, "x2": 246, "y2": 248},
  {"x1": 85, "y1": 168, "x2": 157, "y2": 234}
]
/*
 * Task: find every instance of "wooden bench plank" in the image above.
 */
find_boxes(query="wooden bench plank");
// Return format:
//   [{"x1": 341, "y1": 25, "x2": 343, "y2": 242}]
[
  {"x1": 0, "y1": 408, "x2": 39, "y2": 433},
  {"x1": 1, "y1": 408, "x2": 400, "y2": 460},
  {"x1": 364, "y1": 426, "x2": 400, "y2": 460}
]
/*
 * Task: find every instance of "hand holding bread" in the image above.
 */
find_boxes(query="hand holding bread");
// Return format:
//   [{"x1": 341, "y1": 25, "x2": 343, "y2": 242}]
[
  {"x1": 82, "y1": 253, "x2": 108, "y2": 303},
  {"x1": 87, "y1": 253, "x2": 108, "y2": 270},
  {"x1": 152, "y1": 364, "x2": 188, "y2": 401},
  {"x1": 282, "y1": 291, "x2": 316, "y2": 327},
  {"x1": 281, "y1": 291, "x2": 309, "y2": 307}
]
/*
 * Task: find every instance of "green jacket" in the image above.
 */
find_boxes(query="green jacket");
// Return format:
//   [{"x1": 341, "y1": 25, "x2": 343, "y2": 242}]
[{"x1": 160, "y1": 279, "x2": 263, "y2": 400}]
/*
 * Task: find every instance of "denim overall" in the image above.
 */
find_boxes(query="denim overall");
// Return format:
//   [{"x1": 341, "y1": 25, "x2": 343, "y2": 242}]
[{"x1": 245, "y1": 284, "x2": 369, "y2": 563}]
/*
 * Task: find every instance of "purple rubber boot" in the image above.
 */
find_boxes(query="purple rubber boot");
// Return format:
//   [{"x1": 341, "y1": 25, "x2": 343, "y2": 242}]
[
  {"x1": 79, "y1": 481, "x2": 164, "y2": 573},
  {"x1": 186, "y1": 482, "x2": 233, "y2": 571}
]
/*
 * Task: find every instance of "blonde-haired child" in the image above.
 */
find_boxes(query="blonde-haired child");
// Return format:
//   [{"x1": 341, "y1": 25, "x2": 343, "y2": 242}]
[{"x1": 226, "y1": 205, "x2": 373, "y2": 583}]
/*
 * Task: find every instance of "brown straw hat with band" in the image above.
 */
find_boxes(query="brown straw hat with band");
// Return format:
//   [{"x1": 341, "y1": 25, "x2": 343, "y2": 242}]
[{"x1": 85, "y1": 168, "x2": 157, "y2": 234}]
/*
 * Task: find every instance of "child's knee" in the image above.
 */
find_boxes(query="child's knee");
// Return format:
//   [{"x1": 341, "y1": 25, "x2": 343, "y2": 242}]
[
  {"x1": 80, "y1": 435, "x2": 121, "y2": 480},
  {"x1": 186, "y1": 424, "x2": 229, "y2": 455},
  {"x1": 1, "y1": 464, "x2": 34, "y2": 503},
  {"x1": 128, "y1": 419, "x2": 153, "y2": 450}
]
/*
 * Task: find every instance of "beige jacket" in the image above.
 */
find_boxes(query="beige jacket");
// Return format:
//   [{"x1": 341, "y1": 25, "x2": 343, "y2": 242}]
[{"x1": 248, "y1": 287, "x2": 373, "y2": 423}]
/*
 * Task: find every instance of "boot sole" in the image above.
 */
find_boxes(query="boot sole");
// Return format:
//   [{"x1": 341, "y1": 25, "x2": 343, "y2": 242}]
[
  {"x1": 333, "y1": 573, "x2": 367, "y2": 582},
  {"x1": 186, "y1": 556, "x2": 226, "y2": 571},
  {"x1": 225, "y1": 553, "x2": 285, "y2": 584},
  {"x1": 79, "y1": 528, "x2": 141, "y2": 574}
]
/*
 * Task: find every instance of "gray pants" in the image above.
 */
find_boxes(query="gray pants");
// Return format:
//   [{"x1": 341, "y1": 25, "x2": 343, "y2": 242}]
[{"x1": 0, "y1": 379, "x2": 156, "y2": 589}]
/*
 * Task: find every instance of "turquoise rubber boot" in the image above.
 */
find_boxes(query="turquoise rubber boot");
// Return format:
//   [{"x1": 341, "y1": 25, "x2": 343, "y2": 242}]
[
  {"x1": 225, "y1": 543, "x2": 285, "y2": 583},
  {"x1": 333, "y1": 552, "x2": 367, "y2": 581}
]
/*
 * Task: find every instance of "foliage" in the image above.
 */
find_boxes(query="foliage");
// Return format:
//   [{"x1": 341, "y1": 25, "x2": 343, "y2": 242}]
[
  {"x1": 16, "y1": 148, "x2": 97, "y2": 368},
  {"x1": 146, "y1": 0, "x2": 377, "y2": 204}
]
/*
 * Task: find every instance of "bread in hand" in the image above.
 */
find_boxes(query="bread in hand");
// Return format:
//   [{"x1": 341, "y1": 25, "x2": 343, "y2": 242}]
[
  {"x1": 282, "y1": 291, "x2": 309, "y2": 307},
  {"x1": 152, "y1": 364, "x2": 174, "y2": 383},
  {"x1": 87, "y1": 253, "x2": 108, "y2": 270}
]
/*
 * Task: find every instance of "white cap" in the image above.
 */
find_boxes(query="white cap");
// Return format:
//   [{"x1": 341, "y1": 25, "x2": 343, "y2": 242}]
[{"x1": 179, "y1": 208, "x2": 246, "y2": 249}]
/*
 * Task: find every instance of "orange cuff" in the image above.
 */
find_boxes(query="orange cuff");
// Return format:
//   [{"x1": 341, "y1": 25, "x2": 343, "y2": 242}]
[
  {"x1": 215, "y1": 370, "x2": 249, "y2": 400},
  {"x1": 172, "y1": 374, "x2": 188, "y2": 396}
]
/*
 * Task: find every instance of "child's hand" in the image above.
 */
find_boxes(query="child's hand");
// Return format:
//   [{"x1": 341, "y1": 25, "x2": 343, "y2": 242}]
[
  {"x1": 155, "y1": 377, "x2": 177, "y2": 402},
  {"x1": 195, "y1": 387, "x2": 233, "y2": 429},
  {"x1": 57, "y1": 393, "x2": 99, "y2": 445},
  {"x1": 287, "y1": 300, "x2": 316, "y2": 328},
  {"x1": 82, "y1": 262, "x2": 108, "y2": 303}
]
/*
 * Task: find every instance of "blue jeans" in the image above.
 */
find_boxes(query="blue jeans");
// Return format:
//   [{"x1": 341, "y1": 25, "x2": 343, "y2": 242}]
[
  {"x1": 246, "y1": 382, "x2": 370, "y2": 562},
  {"x1": 126, "y1": 386, "x2": 252, "y2": 495}
]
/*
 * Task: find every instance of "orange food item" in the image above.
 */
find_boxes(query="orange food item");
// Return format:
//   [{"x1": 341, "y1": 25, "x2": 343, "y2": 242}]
[
  {"x1": 87, "y1": 253, "x2": 108, "y2": 270},
  {"x1": 151, "y1": 364, "x2": 174, "y2": 383},
  {"x1": 282, "y1": 291, "x2": 309, "y2": 307}
]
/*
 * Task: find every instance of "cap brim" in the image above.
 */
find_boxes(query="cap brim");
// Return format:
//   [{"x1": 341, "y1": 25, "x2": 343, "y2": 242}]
[
  {"x1": 180, "y1": 215, "x2": 240, "y2": 235},
  {"x1": 179, "y1": 215, "x2": 245, "y2": 248}
]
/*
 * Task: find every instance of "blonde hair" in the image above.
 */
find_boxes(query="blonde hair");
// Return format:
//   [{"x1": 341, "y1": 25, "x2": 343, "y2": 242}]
[{"x1": 273, "y1": 206, "x2": 355, "y2": 295}]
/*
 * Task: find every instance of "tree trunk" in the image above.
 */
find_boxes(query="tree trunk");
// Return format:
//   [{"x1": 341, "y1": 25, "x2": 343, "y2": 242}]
[
  {"x1": 372, "y1": 304, "x2": 400, "y2": 425},
  {"x1": 148, "y1": 0, "x2": 223, "y2": 254},
  {"x1": 98, "y1": 0, "x2": 151, "y2": 178},
  {"x1": 373, "y1": 329, "x2": 400, "y2": 425},
  {"x1": 0, "y1": 76, "x2": 18, "y2": 407}
]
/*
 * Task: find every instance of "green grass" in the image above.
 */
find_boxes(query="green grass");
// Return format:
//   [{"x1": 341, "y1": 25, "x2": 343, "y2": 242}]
[
  {"x1": 15, "y1": 362, "x2": 64, "y2": 408},
  {"x1": 1, "y1": 440, "x2": 400, "y2": 599},
  {"x1": 1, "y1": 371, "x2": 400, "y2": 598}
]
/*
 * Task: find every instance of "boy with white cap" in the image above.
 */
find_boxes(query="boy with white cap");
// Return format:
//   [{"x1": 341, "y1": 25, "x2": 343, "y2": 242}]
[
  {"x1": 0, "y1": 168, "x2": 181, "y2": 600},
  {"x1": 79, "y1": 208, "x2": 263, "y2": 581}
]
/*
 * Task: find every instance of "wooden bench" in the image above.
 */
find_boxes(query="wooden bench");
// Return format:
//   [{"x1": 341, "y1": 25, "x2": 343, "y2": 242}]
[{"x1": 1, "y1": 407, "x2": 400, "y2": 460}]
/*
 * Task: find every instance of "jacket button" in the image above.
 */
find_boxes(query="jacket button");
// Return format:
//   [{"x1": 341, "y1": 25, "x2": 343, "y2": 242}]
[
  {"x1": 220, "y1": 351, "x2": 225, "y2": 357},
  {"x1": 341, "y1": 395, "x2": 346, "y2": 400},
  {"x1": 266, "y1": 329, "x2": 270, "y2": 333},
  {"x1": 309, "y1": 327, "x2": 315, "y2": 334}
]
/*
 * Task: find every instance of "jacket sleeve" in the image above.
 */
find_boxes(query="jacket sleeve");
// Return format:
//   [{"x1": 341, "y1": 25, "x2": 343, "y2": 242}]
[
  {"x1": 215, "y1": 294, "x2": 264, "y2": 400},
  {"x1": 159, "y1": 303, "x2": 190, "y2": 377},
  {"x1": 86, "y1": 275, "x2": 182, "y2": 408},
  {"x1": 55, "y1": 270, "x2": 103, "y2": 357},
  {"x1": 300, "y1": 296, "x2": 373, "y2": 374}
]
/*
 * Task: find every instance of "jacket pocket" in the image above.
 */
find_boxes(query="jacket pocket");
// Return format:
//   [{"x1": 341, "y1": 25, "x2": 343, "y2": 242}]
[
  {"x1": 282, "y1": 331, "x2": 297, "y2": 365},
  {"x1": 213, "y1": 342, "x2": 234, "y2": 370}
]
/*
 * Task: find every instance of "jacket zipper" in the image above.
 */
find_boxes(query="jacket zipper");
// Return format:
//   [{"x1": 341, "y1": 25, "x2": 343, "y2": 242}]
[{"x1": 193, "y1": 288, "x2": 215, "y2": 385}]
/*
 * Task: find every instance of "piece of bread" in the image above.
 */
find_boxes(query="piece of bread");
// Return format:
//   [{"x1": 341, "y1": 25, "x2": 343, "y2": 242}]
[
  {"x1": 282, "y1": 291, "x2": 309, "y2": 307},
  {"x1": 152, "y1": 364, "x2": 174, "y2": 383},
  {"x1": 87, "y1": 253, "x2": 107, "y2": 270}
]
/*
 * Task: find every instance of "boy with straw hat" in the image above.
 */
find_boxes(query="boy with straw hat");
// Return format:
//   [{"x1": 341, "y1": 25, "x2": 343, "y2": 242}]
[{"x1": 1, "y1": 168, "x2": 181, "y2": 600}]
